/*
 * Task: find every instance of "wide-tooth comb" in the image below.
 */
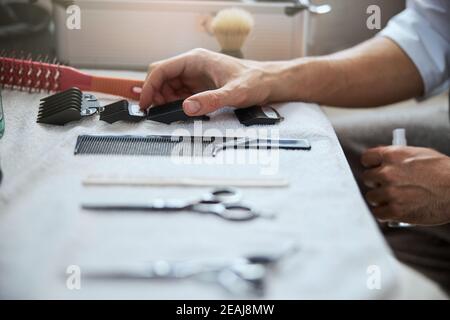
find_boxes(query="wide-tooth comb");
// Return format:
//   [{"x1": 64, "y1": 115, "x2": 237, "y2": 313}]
[
  {"x1": 0, "y1": 53, "x2": 144, "y2": 100},
  {"x1": 37, "y1": 88, "x2": 100, "y2": 125}
]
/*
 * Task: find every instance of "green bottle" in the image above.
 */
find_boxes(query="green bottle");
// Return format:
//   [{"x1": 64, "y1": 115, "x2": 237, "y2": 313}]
[
  {"x1": 0, "y1": 88, "x2": 4, "y2": 138},
  {"x1": 0, "y1": 88, "x2": 3, "y2": 183}
]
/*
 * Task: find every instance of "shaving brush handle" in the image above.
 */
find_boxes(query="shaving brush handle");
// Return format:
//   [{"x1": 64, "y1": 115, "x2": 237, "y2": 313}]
[{"x1": 220, "y1": 49, "x2": 244, "y2": 59}]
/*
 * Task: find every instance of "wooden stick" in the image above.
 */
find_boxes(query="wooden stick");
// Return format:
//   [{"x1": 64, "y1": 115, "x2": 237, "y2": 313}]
[{"x1": 82, "y1": 176, "x2": 289, "y2": 188}]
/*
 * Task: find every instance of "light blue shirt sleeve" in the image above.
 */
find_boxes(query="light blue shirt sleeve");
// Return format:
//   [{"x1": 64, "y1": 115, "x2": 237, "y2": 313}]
[{"x1": 378, "y1": 0, "x2": 450, "y2": 98}]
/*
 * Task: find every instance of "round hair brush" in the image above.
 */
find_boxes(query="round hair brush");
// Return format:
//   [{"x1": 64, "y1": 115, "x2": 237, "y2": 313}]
[
  {"x1": 211, "y1": 8, "x2": 254, "y2": 59},
  {"x1": 0, "y1": 54, "x2": 143, "y2": 100}
]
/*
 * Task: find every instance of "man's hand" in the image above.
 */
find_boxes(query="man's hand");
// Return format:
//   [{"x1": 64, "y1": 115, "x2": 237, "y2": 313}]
[
  {"x1": 361, "y1": 146, "x2": 450, "y2": 226},
  {"x1": 139, "y1": 48, "x2": 277, "y2": 116}
]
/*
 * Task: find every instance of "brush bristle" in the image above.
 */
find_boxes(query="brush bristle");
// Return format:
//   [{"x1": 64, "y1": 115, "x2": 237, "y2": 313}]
[
  {"x1": 211, "y1": 8, "x2": 254, "y2": 51},
  {"x1": 0, "y1": 54, "x2": 61, "y2": 92}
]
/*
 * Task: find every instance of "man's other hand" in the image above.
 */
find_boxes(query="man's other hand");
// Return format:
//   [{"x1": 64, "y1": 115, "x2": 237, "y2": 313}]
[{"x1": 361, "y1": 146, "x2": 450, "y2": 226}]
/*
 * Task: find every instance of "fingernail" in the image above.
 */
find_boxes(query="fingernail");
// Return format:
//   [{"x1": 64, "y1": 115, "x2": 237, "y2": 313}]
[
  {"x1": 363, "y1": 180, "x2": 376, "y2": 188},
  {"x1": 368, "y1": 201, "x2": 379, "y2": 207},
  {"x1": 184, "y1": 100, "x2": 201, "y2": 114}
]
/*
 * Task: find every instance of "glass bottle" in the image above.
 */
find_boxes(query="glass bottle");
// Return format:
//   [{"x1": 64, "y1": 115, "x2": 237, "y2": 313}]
[{"x1": 0, "y1": 88, "x2": 4, "y2": 138}]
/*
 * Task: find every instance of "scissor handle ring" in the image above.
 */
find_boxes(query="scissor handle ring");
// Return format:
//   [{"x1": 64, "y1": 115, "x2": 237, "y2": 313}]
[
  {"x1": 220, "y1": 205, "x2": 259, "y2": 221},
  {"x1": 193, "y1": 200, "x2": 257, "y2": 221},
  {"x1": 209, "y1": 187, "x2": 242, "y2": 204}
]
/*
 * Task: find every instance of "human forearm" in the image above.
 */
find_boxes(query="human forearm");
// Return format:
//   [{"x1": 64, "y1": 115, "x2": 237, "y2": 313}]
[
  {"x1": 139, "y1": 37, "x2": 425, "y2": 115},
  {"x1": 266, "y1": 37, "x2": 424, "y2": 108}
]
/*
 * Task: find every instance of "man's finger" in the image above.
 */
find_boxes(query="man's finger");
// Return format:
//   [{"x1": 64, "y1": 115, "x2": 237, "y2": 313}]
[
  {"x1": 361, "y1": 166, "x2": 396, "y2": 187},
  {"x1": 147, "y1": 61, "x2": 160, "y2": 74},
  {"x1": 361, "y1": 147, "x2": 386, "y2": 168},
  {"x1": 139, "y1": 55, "x2": 189, "y2": 109},
  {"x1": 145, "y1": 61, "x2": 160, "y2": 81},
  {"x1": 362, "y1": 146, "x2": 419, "y2": 168},
  {"x1": 139, "y1": 78, "x2": 155, "y2": 110},
  {"x1": 372, "y1": 205, "x2": 396, "y2": 221},
  {"x1": 168, "y1": 78, "x2": 184, "y2": 91},
  {"x1": 365, "y1": 186, "x2": 397, "y2": 207},
  {"x1": 361, "y1": 167, "x2": 384, "y2": 187},
  {"x1": 160, "y1": 83, "x2": 179, "y2": 103},
  {"x1": 183, "y1": 85, "x2": 241, "y2": 115},
  {"x1": 372, "y1": 202, "x2": 407, "y2": 220},
  {"x1": 139, "y1": 61, "x2": 163, "y2": 109}
]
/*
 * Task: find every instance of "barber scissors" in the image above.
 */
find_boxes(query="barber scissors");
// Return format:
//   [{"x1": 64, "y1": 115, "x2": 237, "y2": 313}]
[
  {"x1": 82, "y1": 188, "x2": 273, "y2": 221},
  {"x1": 81, "y1": 242, "x2": 298, "y2": 296}
]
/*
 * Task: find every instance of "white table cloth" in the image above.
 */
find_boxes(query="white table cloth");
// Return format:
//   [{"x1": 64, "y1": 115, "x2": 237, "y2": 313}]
[{"x1": 0, "y1": 70, "x2": 446, "y2": 299}]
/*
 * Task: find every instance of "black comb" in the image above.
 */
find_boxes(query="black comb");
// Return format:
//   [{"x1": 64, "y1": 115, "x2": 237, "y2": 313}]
[
  {"x1": 147, "y1": 99, "x2": 210, "y2": 124},
  {"x1": 73, "y1": 135, "x2": 311, "y2": 157},
  {"x1": 37, "y1": 88, "x2": 100, "y2": 125},
  {"x1": 99, "y1": 100, "x2": 146, "y2": 124}
]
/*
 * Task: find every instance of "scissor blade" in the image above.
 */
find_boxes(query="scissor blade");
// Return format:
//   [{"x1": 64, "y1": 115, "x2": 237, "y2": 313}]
[
  {"x1": 82, "y1": 204, "x2": 155, "y2": 211},
  {"x1": 82, "y1": 199, "x2": 191, "y2": 212},
  {"x1": 82, "y1": 260, "x2": 224, "y2": 280},
  {"x1": 81, "y1": 262, "x2": 191, "y2": 280}
]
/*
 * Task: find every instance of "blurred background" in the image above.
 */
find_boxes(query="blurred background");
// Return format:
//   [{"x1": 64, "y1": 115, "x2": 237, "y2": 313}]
[{"x1": 0, "y1": 0, "x2": 405, "y2": 68}]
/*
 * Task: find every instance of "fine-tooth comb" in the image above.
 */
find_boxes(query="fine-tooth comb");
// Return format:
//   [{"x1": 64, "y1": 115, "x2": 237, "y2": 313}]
[
  {"x1": 0, "y1": 52, "x2": 144, "y2": 100},
  {"x1": 74, "y1": 135, "x2": 311, "y2": 157},
  {"x1": 37, "y1": 88, "x2": 100, "y2": 125},
  {"x1": 74, "y1": 135, "x2": 216, "y2": 157}
]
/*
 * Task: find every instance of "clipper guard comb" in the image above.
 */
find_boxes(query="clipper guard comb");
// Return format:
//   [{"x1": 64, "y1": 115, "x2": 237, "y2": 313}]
[
  {"x1": 99, "y1": 100, "x2": 146, "y2": 124},
  {"x1": 37, "y1": 88, "x2": 100, "y2": 125},
  {"x1": 234, "y1": 106, "x2": 283, "y2": 126},
  {"x1": 147, "y1": 99, "x2": 210, "y2": 124}
]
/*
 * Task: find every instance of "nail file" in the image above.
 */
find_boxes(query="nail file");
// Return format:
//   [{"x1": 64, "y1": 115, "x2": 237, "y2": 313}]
[{"x1": 73, "y1": 135, "x2": 311, "y2": 157}]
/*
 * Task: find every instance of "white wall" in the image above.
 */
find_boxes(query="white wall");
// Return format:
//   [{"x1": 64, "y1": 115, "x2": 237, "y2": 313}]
[{"x1": 37, "y1": 0, "x2": 406, "y2": 58}]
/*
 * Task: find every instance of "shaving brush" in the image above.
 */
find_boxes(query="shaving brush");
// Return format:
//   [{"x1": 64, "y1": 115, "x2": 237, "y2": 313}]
[{"x1": 211, "y1": 8, "x2": 254, "y2": 59}]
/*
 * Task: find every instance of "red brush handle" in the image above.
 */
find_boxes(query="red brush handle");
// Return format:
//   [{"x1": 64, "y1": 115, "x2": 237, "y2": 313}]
[
  {"x1": 60, "y1": 66, "x2": 144, "y2": 101},
  {"x1": 90, "y1": 75, "x2": 143, "y2": 101}
]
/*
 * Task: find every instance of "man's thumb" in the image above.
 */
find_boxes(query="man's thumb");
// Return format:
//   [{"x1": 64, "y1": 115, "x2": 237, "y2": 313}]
[{"x1": 183, "y1": 88, "x2": 235, "y2": 115}]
